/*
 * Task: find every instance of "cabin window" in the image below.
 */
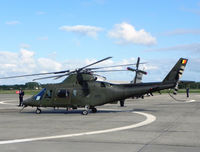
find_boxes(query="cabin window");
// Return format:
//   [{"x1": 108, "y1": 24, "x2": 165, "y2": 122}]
[
  {"x1": 45, "y1": 90, "x2": 52, "y2": 98},
  {"x1": 57, "y1": 89, "x2": 69, "y2": 98},
  {"x1": 73, "y1": 90, "x2": 77, "y2": 96}
]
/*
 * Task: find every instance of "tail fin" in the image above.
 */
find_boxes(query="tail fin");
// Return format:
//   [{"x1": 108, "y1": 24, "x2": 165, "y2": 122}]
[
  {"x1": 163, "y1": 58, "x2": 188, "y2": 83},
  {"x1": 163, "y1": 58, "x2": 188, "y2": 95}
]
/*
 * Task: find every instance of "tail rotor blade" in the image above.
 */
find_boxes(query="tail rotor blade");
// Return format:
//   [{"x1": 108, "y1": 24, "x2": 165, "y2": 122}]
[
  {"x1": 127, "y1": 67, "x2": 136, "y2": 72},
  {"x1": 136, "y1": 57, "x2": 140, "y2": 70}
]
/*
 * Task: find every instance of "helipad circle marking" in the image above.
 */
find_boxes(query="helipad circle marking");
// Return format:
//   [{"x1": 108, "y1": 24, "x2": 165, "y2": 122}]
[
  {"x1": 186, "y1": 99, "x2": 196, "y2": 103},
  {"x1": 0, "y1": 100, "x2": 16, "y2": 105},
  {"x1": 0, "y1": 111, "x2": 156, "y2": 145}
]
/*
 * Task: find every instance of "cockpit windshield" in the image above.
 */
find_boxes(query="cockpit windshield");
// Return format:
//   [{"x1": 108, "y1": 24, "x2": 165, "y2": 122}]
[{"x1": 34, "y1": 88, "x2": 46, "y2": 100}]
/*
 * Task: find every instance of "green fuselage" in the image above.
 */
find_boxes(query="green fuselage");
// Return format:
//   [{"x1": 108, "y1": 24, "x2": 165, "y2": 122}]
[{"x1": 23, "y1": 74, "x2": 175, "y2": 108}]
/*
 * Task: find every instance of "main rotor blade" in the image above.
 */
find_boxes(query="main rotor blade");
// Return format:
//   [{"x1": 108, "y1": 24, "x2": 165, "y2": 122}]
[
  {"x1": 32, "y1": 73, "x2": 70, "y2": 81},
  {"x1": 93, "y1": 70, "x2": 128, "y2": 72},
  {"x1": 0, "y1": 70, "x2": 70, "y2": 79},
  {"x1": 78, "y1": 56, "x2": 112, "y2": 72},
  {"x1": 88, "y1": 62, "x2": 147, "y2": 70}
]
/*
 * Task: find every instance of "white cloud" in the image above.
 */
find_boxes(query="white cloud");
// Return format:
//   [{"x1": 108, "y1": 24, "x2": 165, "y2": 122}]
[
  {"x1": 108, "y1": 22, "x2": 156, "y2": 46},
  {"x1": 5, "y1": 21, "x2": 21, "y2": 25},
  {"x1": 38, "y1": 58, "x2": 62, "y2": 71},
  {"x1": 0, "y1": 50, "x2": 34, "y2": 75},
  {"x1": 0, "y1": 48, "x2": 63, "y2": 84},
  {"x1": 19, "y1": 48, "x2": 36, "y2": 69},
  {"x1": 59, "y1": 25, "x2": 103, "y2": 38}
]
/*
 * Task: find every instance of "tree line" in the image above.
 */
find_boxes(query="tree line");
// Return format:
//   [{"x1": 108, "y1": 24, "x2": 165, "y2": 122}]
[{"x1": 0, "y1": 82, "x2": 41, "y2": 90}]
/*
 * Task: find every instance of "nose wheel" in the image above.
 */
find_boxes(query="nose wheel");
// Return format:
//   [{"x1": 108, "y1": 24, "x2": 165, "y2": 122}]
[
  {"x1": 82, "y1": 110, "x2": 88, "y2": 115},
  {"x1": 82, "y1": 105, "x2": 90, "y2": 115},
  {"x1": 36, "y1": 107, "x2": 41, "y2": 114}
]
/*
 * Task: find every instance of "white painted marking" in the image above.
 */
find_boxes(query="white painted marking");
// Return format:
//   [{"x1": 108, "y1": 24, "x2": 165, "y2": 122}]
[
  {"x1": 185, "y1": 99, "x2": 196, "y2": 103},
  {"x1": 0, "y1": 100, "x2": 16, "y2": 105},
  {"x1": 0, "y1": 111, "x2": 156, "y2": 145}
]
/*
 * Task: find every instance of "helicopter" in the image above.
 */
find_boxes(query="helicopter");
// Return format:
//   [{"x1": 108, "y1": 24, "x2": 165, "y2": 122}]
[{"x1": 0, "y1": 57, "x2": 188, "y2": 115}]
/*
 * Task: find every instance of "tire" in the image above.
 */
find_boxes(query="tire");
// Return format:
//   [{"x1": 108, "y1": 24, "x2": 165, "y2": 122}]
[
  {"x1": 120, "y1": 100, "x2": 124, "y2": 107},
  {"x1": 82, "y1": 110, "x2": 88, "y2": 115},
  {"x1": 91, "y1": 108, "x2": 97, "y2": 113},
  {"x1": 36, "y1": 108, "x2": 41, "y2": 114}
]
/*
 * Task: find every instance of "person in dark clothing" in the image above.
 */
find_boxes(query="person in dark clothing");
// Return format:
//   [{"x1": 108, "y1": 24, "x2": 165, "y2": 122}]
[
  {"x1": 186, "y1": 88, "x2": 189, "y2": 98},
  {"x1": 19, "y1": 89, "x2": 24, "y2": 106}
]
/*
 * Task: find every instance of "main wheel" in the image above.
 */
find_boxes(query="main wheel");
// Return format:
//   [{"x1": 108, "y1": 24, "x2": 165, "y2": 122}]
[
  {"x1": 82, "y1": 110, "x2": 88, "y2": 115},
  {"x1": 36, "y1": 108, "x2": 41, "y2": 114},
  {"x1": 91, "y1": 108, "x2": 97, "y2": 113},
  {"x1": 120, "y1": 100, "x2": 125, "y2": 107}
]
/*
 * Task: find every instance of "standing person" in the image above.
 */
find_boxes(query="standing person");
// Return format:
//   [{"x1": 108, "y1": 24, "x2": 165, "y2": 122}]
[
  {"x1": 19, "y1": 88, "x2": 24, "y2": 106},
  {"x1": 186, "y1": 88, "x2": 189, "y2": 98}
]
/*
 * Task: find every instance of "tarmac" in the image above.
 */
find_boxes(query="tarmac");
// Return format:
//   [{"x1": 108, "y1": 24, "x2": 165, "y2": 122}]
[{"x1": 0, "y1": 93, "x2": 200, "y2": 152}]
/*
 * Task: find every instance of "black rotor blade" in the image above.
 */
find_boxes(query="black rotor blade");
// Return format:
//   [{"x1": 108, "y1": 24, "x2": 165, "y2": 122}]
[
  {"x1": 127, "y1": 67, "x2": 136, "y2": 72},
  {"x1": 0, "y1": 70, "x2": 70, "y2": 79},
  {"x1": 88, "y1": 62, "x2": 147, "y2": 70},
  {"x1": 127, "y1": 67, "x2": 147, "y2": 75},
  {"x1": 138, "y1": 70, "x2": 147, "y2": 75},
  {"x1": 33, "y1": 73, "x2": 70, "y2": 81},
  {"x1": 78, "y1": 56, "x2": 112, "y2": 72},
  {"x1": 53, "y1": 70, "x2": 70, "y2": 74},
  {"x1": 93, "y1": 69, "x2": 128, "y2": 72},
  {"x1": 136, "y1": 57, "x2": 140, "y2": 70},
  {"x1": 33, "y1": 69, "x2": 78, "y2": 81}
]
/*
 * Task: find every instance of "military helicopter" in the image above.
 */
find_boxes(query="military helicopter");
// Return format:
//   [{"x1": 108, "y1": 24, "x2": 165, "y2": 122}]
[{"x1": 0, "y1": 57, "x2": 188, "y2": 115}]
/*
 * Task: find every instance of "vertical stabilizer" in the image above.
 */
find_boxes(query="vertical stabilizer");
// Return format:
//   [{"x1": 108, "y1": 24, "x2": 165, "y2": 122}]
[{"x1": 163, "y1": 58, "x2": 188, "y2": 83}]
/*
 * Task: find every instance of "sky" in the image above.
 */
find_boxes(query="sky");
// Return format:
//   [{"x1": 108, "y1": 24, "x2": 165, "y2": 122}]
[{"x1": 0, "y1": 0, "x2": 200, "y2": 84}]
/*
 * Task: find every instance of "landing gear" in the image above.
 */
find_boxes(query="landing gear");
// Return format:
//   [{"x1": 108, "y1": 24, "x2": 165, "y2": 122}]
[
  {"x1": 82, "y1": 110, "x2": 88, "y2": 115},
  {"x1": 82, "y1": 105, "x2": 90, "y2": 115},
  {"x1": 91, "y1": 107, "x2": 97, "y2": 113},
  {"x1": 36, "y1": 107, "x2": 41, "y2": 114},
  {"x1": 120, "y1": 100, "x2": 125, "y2": 107}
]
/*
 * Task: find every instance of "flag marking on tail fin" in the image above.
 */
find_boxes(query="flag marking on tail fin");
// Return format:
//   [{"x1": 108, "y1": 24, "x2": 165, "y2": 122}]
[{"x1": 182, "y1": 59, "x2": 187, "y2": 64}]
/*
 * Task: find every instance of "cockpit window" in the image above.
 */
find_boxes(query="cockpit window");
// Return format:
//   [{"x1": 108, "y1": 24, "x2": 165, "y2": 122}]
[
  {"x1": 34, "y1": 88, "x2": 46, "y2": 100},
  {"x1": 45, "y1": 90, "x2": 52, "y2": 98}
]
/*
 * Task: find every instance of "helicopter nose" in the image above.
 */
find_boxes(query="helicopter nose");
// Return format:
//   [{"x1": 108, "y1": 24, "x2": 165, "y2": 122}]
[{"x1": 22, "y1": 97, "x2": 32, "y2": 106}]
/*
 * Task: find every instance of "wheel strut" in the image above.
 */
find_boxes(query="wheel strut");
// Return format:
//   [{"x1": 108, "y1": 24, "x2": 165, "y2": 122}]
[{"x1": 36, "y1": 107, "x2": 42, "y2": 114}]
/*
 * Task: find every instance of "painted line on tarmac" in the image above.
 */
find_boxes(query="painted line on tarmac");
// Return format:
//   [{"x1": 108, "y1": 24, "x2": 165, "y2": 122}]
[
  {"x1": 174, "y1": 99, "x2": 197, "y2": 103},
  {"x1": 185, "y1": 99, "x2": 196, "y2": 103},
  {"x1": 0, "y1": 111, "x2": 156, "y2": 145},
  {"x1": 0, "y1": 100, "x2": 16, "y2": 105}
]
